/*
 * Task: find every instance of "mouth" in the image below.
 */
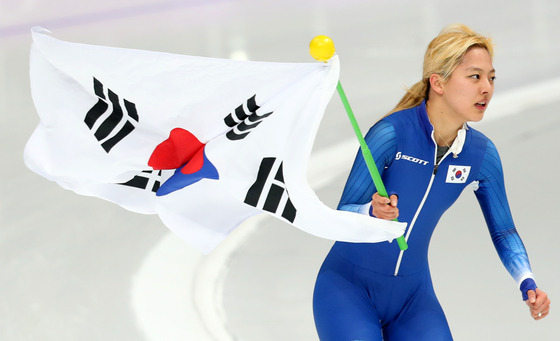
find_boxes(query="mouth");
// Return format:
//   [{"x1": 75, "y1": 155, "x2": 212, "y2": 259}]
[{"x1": 475, "y1": 101, "x2": 487, "y2": 110}]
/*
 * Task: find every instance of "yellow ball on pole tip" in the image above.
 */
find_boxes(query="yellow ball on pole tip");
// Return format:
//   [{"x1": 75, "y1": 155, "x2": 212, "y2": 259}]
[{"x1": 309, "y1": 35, "x2": 335, "y2": 62}]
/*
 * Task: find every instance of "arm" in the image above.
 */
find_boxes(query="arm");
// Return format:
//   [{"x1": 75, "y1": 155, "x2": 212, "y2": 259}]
[
  {"x1": 337, "y1": 120, "x2": 397, "y2": 215},
  {"x1": 474, "y1": 141, "x2": 550, "y2": 319}
]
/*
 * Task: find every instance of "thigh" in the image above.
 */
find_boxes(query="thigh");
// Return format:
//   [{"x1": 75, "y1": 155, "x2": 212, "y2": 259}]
[{"x1": 313, "y1": 255, "x2": 382, "y2": 341}]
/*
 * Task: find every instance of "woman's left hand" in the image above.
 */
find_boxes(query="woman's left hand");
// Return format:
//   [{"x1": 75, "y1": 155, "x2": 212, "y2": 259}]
[{"x1": 525, "y1": 288, "x2": 550, "y2": 320}]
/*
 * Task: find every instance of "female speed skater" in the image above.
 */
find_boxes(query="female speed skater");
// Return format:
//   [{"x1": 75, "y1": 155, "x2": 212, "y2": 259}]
[{"x1": 312, "y1": 24, "x2": 551, "y2": 340}]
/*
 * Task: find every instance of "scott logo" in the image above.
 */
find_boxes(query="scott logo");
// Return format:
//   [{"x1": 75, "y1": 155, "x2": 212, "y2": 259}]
[{"x1": 395, "y1": 152, "x2": 429, "y2": 166}]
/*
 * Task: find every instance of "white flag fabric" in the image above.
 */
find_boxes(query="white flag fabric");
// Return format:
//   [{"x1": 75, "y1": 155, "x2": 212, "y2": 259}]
[{"x1": 25, "y1": 27, "x2": 406, "y2": 253}]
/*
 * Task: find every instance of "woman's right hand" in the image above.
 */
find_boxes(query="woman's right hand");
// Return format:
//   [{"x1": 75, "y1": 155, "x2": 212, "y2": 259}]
[{"x1": 370, "y1": 192, "x2": 399, "y2": 220}]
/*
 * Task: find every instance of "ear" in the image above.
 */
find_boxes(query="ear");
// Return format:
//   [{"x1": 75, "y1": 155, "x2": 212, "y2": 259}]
[{"x1": 429, "y1": 74, "x2": 444, "y2": 95}]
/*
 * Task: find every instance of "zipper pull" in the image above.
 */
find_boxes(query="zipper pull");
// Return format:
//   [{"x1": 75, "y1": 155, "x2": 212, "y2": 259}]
[{"x1": 433, "y1": 163, "x2": 439, "y2": 175}]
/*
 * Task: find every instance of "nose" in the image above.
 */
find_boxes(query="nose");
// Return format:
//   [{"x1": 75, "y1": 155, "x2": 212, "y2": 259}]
[{"x1": 481, "y1": 78, "x2": 494, "y2": 95}]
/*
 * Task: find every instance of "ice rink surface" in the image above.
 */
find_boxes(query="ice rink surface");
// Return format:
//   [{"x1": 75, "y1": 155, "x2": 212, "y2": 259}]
[{"x1": 1, "y1": 0, "x2": 559, "y2": 340}]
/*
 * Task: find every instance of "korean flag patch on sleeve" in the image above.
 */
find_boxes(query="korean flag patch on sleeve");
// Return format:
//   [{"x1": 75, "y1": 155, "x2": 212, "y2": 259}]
[{"x1": 446, "y1": 165, "x2": 471, "y2": 183}]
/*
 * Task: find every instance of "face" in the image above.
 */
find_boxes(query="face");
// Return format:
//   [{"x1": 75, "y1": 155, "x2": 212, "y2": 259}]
[{"x1": 439, "y1": 47, "x2": 495, "y2": 123}]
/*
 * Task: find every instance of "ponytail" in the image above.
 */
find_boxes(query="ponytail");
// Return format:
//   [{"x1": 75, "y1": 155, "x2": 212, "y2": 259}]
[{"x1": 386, "y1": 79, "x2": 429, "y2": 116}]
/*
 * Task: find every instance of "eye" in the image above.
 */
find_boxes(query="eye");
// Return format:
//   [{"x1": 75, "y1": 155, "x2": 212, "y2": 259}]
[
  {"x1": 490, "y1": 76, "x2": 496, "y2": 82},
  {"x1": 469, "y1": 74, "x2": 480, "y2": 79}
]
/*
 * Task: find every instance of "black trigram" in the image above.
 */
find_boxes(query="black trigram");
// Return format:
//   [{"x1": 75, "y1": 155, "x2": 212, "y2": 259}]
[
  {"x1": 224, "y1": 94, "x2": 273, "y2": 141},
  {"x1": 244, "y1": 157, "x2": 297, "y2": 223},
  {"x1": 84, "y1": 78, "x2": 139, "y2": 153},
  {"x1": 118, "y1": 170, "x2": 162, "y2": 193}
]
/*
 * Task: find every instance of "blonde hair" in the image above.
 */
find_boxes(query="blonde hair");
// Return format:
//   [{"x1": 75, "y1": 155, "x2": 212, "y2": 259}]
[{"x1": 387, "y1": 24, "x2": 494, "y2": 115}]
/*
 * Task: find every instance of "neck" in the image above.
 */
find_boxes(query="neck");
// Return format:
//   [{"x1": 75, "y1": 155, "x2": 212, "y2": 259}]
[{"x1": 426, "y1": 99, "x2": 464, "y2": 147}]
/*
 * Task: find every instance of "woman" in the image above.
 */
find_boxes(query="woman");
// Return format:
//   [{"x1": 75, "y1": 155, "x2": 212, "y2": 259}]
[{"x1": 312, "y1": 24, "x2": 550, "y2": 340}]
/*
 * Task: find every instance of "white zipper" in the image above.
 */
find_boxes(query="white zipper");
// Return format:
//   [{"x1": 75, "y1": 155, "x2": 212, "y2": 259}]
[
  {"x1": 393, "y1": 172, "x2": 435, "y2": 276},
  {"x1": 393, "y1": 138, "x2": 452, "y2": 276}
]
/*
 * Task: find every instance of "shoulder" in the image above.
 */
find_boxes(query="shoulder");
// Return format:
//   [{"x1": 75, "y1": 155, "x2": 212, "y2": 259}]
[
  {"x1": 468, "y1": 127, "x2": 505, "y2": 182},
  {"x1": 367, "y1": 118, "x2": 396, "y2": 137},
  {"x1": 468, "y1": 125, "x2": 490, "y2": 141},
  {"x1": 467, "y1": 125, "x2": 499, "y2": 158},
  {"x1": 372, "y1": 106, "x2": 419, "y2": 138},
  {"x1": 364, "y1": 118, "x2": 397, "y2": 150}
]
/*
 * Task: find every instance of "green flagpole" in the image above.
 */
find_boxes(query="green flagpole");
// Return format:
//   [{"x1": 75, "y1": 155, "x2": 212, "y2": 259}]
[
  {"x1": 336, "y1": 82, "x2": 407, "y2": 251},
  {"x1": 310, "y1": 35, "x2": 407, "y2": 251}
]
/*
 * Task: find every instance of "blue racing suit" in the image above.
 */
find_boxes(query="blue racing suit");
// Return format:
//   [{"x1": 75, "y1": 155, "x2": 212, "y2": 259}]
[{"x1": 313, "y1": 101, "x2": 536, "y2": 341}]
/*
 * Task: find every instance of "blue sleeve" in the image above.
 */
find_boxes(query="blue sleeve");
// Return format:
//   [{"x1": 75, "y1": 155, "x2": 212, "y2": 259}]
[
  {"x1": 474, "y1": 140, "x2": 535, "y2": 294},
  {"x1": 337, "y1": 120, "x2": 397, "y2": 213}
]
